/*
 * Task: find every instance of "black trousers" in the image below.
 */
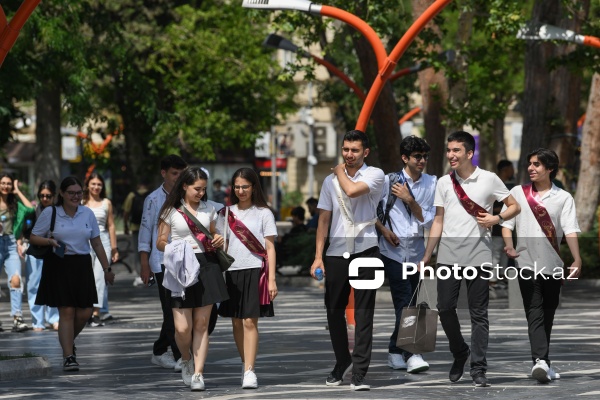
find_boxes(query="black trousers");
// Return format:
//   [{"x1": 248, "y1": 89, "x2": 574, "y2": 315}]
[
  {"x1": 437, "y1": 264, "x2": 489, "y2": 375},
  {"x1": 325, "y1": 246, "x2": 379, "y2": 377},
  {"x1": 153, "y1": 266, "x2": 181, "y2": 359},
  {"x1": 518, "y1": 268, "x2": 562, "y2": 365}
]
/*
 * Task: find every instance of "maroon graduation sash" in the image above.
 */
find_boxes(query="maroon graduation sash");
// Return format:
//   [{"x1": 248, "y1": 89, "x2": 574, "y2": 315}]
[
  {"x1": 522, "y1": 183, "x2": 560, "y2": 255},
  {"x1": 222, "y1": 208, "x2": 270, "y2": 305},
  {"x1": 177, "y1": 208, "x2": 217, "y2": 253},
  {"x1": 450, "y1": 171, "x2": 487, "y2": 217}
]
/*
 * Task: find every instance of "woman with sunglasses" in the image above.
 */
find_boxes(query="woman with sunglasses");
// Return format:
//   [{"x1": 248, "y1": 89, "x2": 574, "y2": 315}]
[
  {"x1": 0, "y1": 173, "x2": 34, "y2": 333},
  {"x1": 30, "y1": 176, "x2": 115, "y2": 371},
  {"x1": 18, "y1": 180, "x2": 60, "y2": 331},
  {"x1": 82, "y1": 173, "x2": 119, "y2": 326}
]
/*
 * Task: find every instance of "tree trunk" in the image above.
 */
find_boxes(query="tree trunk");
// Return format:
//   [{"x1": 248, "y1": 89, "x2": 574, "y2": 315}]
[
  {"x1": 352, "y1": 34, "x2": 402, "y2": 173},
  {"x1": 548, "y1": 0, "x2": 590, "y2": 188},
  {"x1": 574, "y1": 73, "x2": 600, "y2": 232},
  {"x1": 412, "y1": 0, "x2": 449, "y2": 177},
  {"x1": 493, "y1": 117, "x2": 507, "y2": 162},
  {"x1": 35, "y1": 82, "x2": 61, "y2": 185}
]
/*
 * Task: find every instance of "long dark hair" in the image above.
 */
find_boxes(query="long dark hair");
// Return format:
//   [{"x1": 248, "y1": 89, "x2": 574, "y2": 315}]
[
  {"x1": 230, "y1": 168, "x2": 269, "y2": 208},
  {"x1": 158, "y1": 167, "x2": 209, "y2": 221},
  {"x1": 83, "y1": 172, "x2": 107, "y2": 203},
  {"x1": 57, "y1": 176, "x2": 83, "y2": 206},
  {"x1": 37, "y1": 180, "x2": 57, "y2": 210},
  {"x1": 0, "y1": 173, "x2": 17, "y2": 214}
]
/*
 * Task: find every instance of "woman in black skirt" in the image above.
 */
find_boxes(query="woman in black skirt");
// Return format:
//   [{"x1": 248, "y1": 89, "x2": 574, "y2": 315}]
[
  {"x1": 156, "y1": 167, "x2": 229, "y2": 392},
  {"x1": 29, "y1": 177, "x2": 115, "y2": 372},
  {"x1": 217, "y1": 168, "x2": 278, "y2": 389}
]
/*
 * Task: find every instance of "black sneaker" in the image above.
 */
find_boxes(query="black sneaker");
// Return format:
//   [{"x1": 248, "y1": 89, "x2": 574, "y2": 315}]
[
  {"x1": 350, "y1": 373, "x2": 370, "y2": 391},
  {"x1": 472, "y1": 371, "x2": 490, "y2": 387},
  {"x1": 449, "y1": 349, "x2": 470, "y2": 382},
  {"x1": 63, "y1": 355, "x2": 79, "y2": 371},
  {"x1": 12, "y1": 316, "x2": 29, "y2": 332},
  {"x1": 88, "y1": 315, "x2": 104, "y2": 327},
  {"x1": 325, "y1": 360, "x2": 352, "y2": 386}
]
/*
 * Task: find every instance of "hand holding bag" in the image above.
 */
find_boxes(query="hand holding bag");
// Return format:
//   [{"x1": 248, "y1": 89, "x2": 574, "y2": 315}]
[
  {"x1": 395, "y1": 280, "x2": 438, "y2": 354},
  {"x1": 26, "y1": 206, "x2": 56, "y2": 260},
  {"x1": 181, "y1": 205, "x2": 234, "y2": 272}
]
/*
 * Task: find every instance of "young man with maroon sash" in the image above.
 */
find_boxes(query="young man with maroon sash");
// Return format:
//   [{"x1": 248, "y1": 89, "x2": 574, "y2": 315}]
[
  {"x1": 310, "y1": 130, "x2": 384, "y2": 391},
  {"x1": 422, "y1": 131, "x2": 521, "y2": 387},
  {"x1": 500, "y1": 148, "x2": 582, "y2": 384}
]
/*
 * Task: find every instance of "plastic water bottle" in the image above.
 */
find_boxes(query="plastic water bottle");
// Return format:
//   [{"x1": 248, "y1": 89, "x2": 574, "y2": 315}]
[
  {"x1": 315, "y1": 267, "x2": 324, "y2": 281},
  {"x1": 0, "y1": 215, "x2": 6, "y2": 236},
  {"x1": 26, "y1": 219, "x2": 32, "y2": 230}
]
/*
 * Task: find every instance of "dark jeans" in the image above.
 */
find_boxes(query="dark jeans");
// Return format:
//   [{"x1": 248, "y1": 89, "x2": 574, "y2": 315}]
[
  {"x1": 518, "y1": 268, "x2": 562, "y2": 365},
  {"x1": 153, "y1": 266, "x2": 181, "y2": 359},
  {"x1": 325, "y1": 247, "x2": 379, "y2": 377},
  {"x1": 437, "y1": 264, "x2": 489, "y2": 376},
  {"x1": 382, "y1": 255, "x2": 420, "y2": 359}
]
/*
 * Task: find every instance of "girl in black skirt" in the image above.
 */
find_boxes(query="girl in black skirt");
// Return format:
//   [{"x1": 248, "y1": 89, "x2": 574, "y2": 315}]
[
  {"x1": 29, "y1": 177, "x2": 115, "y2": 372},
  {"x1": 156, "y1": 167, "x2": 229, "y2": 392}
]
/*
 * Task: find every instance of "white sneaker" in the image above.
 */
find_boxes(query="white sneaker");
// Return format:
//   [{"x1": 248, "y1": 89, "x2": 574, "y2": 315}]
[
  {"x1": 181, "y1": 359, "x2": 194, "y2": 386},
  {"x1": 531, "y1": 358, "x2": 551, "y2": 383},
  {"x1": 191, "y1": 373, "x2": 205, "y2": 391},
  {"x1": 133, "y1": 277, "x2": 144, "y2": 287},
  {"x1": 151, "y1": 353, "x2": 177, "y2": 369},
  {"x1": 387, "y1": 353, "x2": 407, "y2": 370},
  {"x1": 242, "y1": 369, "x2": 258, "y2": 389},
  {"x1": 406, "y1": 354, "x2": 430, "y2": 373},
  {"x1": 548, "y1": 366, "x2": 560, "y2": 380},
  {"x1": 174, "y1": 358, "x2": 183, "y2": 372}
]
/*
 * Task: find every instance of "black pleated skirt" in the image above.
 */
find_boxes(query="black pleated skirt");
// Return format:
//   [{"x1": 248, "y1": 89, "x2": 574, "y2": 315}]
[
  {"x1": 170, "y1": 253, "x2": 229, "y2": 309},
  {"x1": 35, "y1": 253, "x2": 97, "y2": 308},
  {"x1": 218, "y1": 267, "x2": 274, "y2": 319}
]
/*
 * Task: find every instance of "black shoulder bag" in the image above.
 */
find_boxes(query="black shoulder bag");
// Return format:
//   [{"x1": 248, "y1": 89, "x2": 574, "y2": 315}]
[{"x1": 26, "y1": 206, "x2": 57, "y2": 260}]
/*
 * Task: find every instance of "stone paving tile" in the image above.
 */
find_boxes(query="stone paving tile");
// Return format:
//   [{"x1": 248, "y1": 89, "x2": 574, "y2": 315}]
[{"x1": 0, "y1": 270, "x2": 599, "y2": 399}]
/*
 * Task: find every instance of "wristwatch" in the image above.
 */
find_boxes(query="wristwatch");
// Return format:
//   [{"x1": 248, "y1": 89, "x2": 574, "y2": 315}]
[
  {"x1": 497, "y1": 214, "x2": 504, "y2": 224},
  {"x1": 103, "y1": 267, "x2": 112, "y2": 273}
]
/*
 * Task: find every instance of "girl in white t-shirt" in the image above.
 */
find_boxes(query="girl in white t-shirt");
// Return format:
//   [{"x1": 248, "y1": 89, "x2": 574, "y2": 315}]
[
  {"x1": 156, "y1": 167, "x2": 228, "y2": 392},
  {"x1": 217, "y1": 167, "x2": 278, "y2": 389}
]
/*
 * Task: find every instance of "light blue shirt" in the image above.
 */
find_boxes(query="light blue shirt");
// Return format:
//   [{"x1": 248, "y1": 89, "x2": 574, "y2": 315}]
[
  {"x1": 138, "y1": 185, "x2": 167, "y2": 273},
  {"x1": 378, "y1": 170, "x2": 437, "y2": 264}
]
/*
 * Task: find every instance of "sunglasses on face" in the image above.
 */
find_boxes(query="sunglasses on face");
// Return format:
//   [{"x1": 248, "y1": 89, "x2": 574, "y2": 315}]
[
  {"x1": 411, "y1": 154, "x2": 429, "y2": 161},
  {"x1": 39, "y1": 194, "x2": 54, "y2": 199}
]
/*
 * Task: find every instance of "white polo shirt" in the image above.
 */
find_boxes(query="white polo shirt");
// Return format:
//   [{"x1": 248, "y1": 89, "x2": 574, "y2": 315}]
[
  {"x1": 32, "y1": 205, "x2": 101, "y2": 255},
  {"x1": 318, "y1": 163, "x2": 385, "y2": 257},
  {"x1": 501, "y1": 184, "x2": 580, "y2": 274},
  {"x1": 434, "y1": 167, "x2": 509, "y2": 267}
]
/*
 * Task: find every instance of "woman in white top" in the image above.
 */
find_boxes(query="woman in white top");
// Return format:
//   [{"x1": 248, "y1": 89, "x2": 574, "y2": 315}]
[
  {"x1": 82, "y1": 173, "x2": 119, "y2": 327},
  {"x1": 217, "y1": 167, "x2": 278, "y2": 389},
  {"x1": 156, "y1": 167, "x2": 229, "y2": 391},
  {"x1": 30, "y1": 176, "x2": 115, "y2": 372}
]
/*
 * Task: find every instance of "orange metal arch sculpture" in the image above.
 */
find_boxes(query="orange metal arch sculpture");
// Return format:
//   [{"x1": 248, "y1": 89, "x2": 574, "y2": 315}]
[{"x1": 0, "y1": 0, "x2": 41, "y2": 67}]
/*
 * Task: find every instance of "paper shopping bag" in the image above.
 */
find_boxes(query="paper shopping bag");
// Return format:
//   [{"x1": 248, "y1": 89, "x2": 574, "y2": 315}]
[{"x1": 395, "y1": 302, "x2": 438, "y2": 354}]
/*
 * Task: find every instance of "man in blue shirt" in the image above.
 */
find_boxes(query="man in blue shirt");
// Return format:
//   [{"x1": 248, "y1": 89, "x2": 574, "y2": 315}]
[{"x1": 376, "y1": 136, "x2": 437, "y2": 374}]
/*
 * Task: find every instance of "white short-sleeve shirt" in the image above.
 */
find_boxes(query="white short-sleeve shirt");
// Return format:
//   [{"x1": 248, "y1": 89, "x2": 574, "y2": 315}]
[
  {"x1": 434, "y1": 167, "x2": 509, "y2": 266},
  {"x1": 217, "y1": 205, "x2": 277, "y2": 270},
  {"x1": 32, "y1": 205, "x2": 101, "y2": 255},
  {"x1": 162, "y1": 202, "x2": 217, "y2": 254},
  {"x1": 318, "y1": 163, "x2": 385, "y2": 257},
  {"x1": 501, "y1": 184, "x2": 580, "y2": 273}
]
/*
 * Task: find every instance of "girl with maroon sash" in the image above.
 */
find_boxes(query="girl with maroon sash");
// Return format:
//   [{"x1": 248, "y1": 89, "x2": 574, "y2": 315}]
[
  {"x1": 217, "y1": 167, "x2": 278, "y2": 389},
  {"x1": 501, "y1": 148, "x2": 582, "y2": 384},
  {"x1": 156, "y1": 167, "x2": 229, "y2": 391}
]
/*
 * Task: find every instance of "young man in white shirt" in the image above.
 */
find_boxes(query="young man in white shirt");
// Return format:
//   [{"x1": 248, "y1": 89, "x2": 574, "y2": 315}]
[
  {"x1": 139, "y1": 155, "x2": 187, "y2": 370},
  {"x1": 311, "y1": 130, "x2": 384, "y2": 391},
  {"x1": 501, "y1": 148, "x2": 581, "y2": 383},
  {"x1": 422, "y1": 131, "x2": 521, "y2": 387},
  {"x1": 377, "y1": 136, "x2": 437, "y2": 374}
]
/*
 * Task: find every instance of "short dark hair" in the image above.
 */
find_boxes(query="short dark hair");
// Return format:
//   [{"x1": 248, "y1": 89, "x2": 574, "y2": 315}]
[
  {"x1": 342, "y1": 130, "x2": 369, "y2": 149},
  {"x1": 305, "y1": 197, "x2": 318, "y2": 206},
  {"x1": 160, "y1": 154, "x2": 187, "y2": 172},
  {"x1": 214, "y1": 179, "x2": 222, "y2": 187},
  {"x1": 496, "y1": 159, "x2": 513, "y2": 172},
  {"x1": 291, "y1": 206, "x2": 305, "y2": 221},
  {"x1": 527, "y1": 148, "x2": 559, "y2": 180},
  {"x1": 447, "y1": 131, "x2": 475, "y2": 153},
  {"x1": 400, "y1": 135, "x2": 431, "y2": 158}
]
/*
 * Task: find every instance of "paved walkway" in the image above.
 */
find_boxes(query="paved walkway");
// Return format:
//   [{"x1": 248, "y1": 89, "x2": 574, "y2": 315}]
[{"x1": 1, "y1": 269, "x2": 599, "y2": 399}]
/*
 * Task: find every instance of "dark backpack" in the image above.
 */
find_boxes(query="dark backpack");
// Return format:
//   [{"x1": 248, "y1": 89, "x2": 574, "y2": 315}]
[{"x1": 130, "y1": 191, "x2": 149, "y2": 225}]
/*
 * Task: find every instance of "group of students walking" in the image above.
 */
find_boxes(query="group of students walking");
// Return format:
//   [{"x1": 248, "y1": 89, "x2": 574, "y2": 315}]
[{"x1": 310, "y1": 129, "x2": 581, "y2": 391}]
